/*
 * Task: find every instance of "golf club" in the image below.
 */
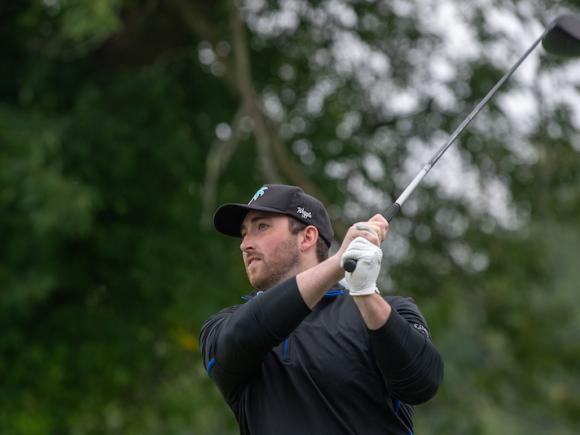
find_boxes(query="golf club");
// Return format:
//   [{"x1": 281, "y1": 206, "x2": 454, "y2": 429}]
[{"x1": 344, "y1": 14, "x2": 580, "y2": 273}]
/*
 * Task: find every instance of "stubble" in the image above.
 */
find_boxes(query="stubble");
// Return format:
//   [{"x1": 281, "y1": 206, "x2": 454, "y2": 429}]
[{"x1": 249, "y1": 237, "x2": 301, "y2": 291}]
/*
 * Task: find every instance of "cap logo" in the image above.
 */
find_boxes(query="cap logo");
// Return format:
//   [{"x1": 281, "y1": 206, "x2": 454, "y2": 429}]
[
  {"x1": 249, "y1": 186, "x2": 268, "y2": 204},
  {"x1": 297, "y1": 206, "x2": 312, "y2": 219}
]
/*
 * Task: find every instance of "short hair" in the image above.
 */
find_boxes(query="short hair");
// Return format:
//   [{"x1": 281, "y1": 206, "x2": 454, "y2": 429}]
[{"x1": 288, "y1": 217, "x2": 329, "y2": 263}]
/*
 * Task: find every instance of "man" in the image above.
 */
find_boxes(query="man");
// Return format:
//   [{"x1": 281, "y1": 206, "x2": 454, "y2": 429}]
[{"x1": 201, "y1": 184, "x2": 443, "y2": 434}]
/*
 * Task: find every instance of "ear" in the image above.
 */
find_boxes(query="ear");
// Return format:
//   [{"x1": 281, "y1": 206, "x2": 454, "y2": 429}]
[{"x1": 299, "y1": 225, "x2": 319, "y2": 252}]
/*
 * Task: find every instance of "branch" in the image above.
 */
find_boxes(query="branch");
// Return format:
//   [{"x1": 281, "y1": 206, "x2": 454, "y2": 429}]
[
  {"x1": 229, "y1": 0, "x2": 281, "y2": 183},
  {"x1": 200, "y1": 106, "x2": 246, "y2": 229},
  {"x1": 171, "y1": 0, "x2": 281, "y2": 182},
  {"x1": 228, "y1": 1, "x2": 346, "y2": 237},
  {"x1": 264, "y1": 116, "x2": 348, "y2": 239},
  {"x1": 168, "y1": 0, "x2": 239, "y2": 95},
  {"x1": 171, "y1": 0, "x2": 344, "y2": 236},
  {"x1": 169, "y1": 0, "x2": 216, "y2": 42}
]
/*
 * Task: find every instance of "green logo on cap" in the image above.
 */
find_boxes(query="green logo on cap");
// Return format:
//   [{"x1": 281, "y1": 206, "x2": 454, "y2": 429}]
[{"x1": 249, "y1": 186, "x2": 268, "y2": 204}]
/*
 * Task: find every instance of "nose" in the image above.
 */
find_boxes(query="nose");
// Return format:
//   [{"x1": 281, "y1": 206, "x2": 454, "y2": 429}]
[{"x1": 240, "y1": 233, "x2": 253, "y2": 253}]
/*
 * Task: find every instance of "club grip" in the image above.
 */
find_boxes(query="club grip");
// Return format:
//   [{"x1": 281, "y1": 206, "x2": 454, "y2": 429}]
[
  {"x1": 342, "y1": 203, "x2": 401, "y2": 273},
  {"x1": 343, "y1": 258, "x2": 357, "y2": 272},
  {"x1": 384, "y1": 202, "x2": 401, "y2": 222}
]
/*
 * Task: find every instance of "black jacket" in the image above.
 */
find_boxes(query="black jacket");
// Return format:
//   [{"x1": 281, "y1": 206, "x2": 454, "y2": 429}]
[{"x1": 200, "y1": 277, "x2": 443, "y2": 435}]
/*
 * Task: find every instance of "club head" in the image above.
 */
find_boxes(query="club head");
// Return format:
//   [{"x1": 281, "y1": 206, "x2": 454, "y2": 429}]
[{"x1": 542, "y1": 15, "x2": 580, "y2": 57}]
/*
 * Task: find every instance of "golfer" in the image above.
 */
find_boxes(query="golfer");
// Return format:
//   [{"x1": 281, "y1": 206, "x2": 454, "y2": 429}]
[{"x1": 201, "y1": 184, "x2": 443, "y2": 434}]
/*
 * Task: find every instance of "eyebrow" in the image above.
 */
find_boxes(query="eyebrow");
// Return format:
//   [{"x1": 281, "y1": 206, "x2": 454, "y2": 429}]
[{"x1": 240, "y1": 214, "x2": 272, "y2": 233}]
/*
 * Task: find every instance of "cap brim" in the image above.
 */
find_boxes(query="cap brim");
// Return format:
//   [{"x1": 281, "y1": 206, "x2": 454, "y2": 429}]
[{"x1": 213, "y1": 203, "x2": 286, "y2": 238}]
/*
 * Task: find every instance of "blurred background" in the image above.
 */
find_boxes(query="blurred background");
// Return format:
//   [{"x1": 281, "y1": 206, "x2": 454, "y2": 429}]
[{"x1": 1, "y1": 0, "x2": 580, "y2": 434}]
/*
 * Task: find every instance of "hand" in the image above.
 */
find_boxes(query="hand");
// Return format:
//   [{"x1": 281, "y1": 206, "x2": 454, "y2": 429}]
[
  {"x1": 364, "y1": 214, "x2": 389, "y2": 244},
  {"x1": 336, "y1": 214, "x2": 388, "y2": 255},
  {"x1": 340, "y1": 236, "x2": 383, "y2": 296}
]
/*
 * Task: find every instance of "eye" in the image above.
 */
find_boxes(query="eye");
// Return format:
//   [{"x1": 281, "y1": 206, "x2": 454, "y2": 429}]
[{"x1": 258, "y1": 222, "x2": 269, "y2": 231}]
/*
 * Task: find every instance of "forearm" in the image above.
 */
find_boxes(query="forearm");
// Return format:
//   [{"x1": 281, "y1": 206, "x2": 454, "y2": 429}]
[
  {"x1": 296, "y1": 254, "x2": 344, "y2": 309},
  {"x1": 297, "y1": 214, "x2": 388, "y2": 309},
  {"x1": 352, "y1": 293, "x2": 392, "y2": 330}
]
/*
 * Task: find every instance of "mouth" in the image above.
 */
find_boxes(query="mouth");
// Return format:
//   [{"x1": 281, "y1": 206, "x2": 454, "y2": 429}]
[{"x1": 246, "y1": 257, "x2": 261, "y2": 268}]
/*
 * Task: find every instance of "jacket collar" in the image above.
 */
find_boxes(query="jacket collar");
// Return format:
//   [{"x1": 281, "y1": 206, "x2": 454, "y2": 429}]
[{"x1": 242, "y1": 283, "x2": 346, "y2": 301}]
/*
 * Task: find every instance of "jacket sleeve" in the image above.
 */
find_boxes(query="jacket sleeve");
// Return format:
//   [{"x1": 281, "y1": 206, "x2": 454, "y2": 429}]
[
  {"x1": 368, "y1": 296, "x2": 444, "y2": 405},
  {"x1": 199, "y1": 276, "x2": 311, "y2": 402}
]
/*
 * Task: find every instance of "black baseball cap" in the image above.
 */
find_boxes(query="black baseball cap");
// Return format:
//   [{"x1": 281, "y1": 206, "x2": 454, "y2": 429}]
[{"x1": 213, "y1": 184, "x2": 334, "y2": 247}]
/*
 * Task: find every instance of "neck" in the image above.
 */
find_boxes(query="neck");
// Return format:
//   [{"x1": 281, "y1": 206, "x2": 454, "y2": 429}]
[
  {"x1": 299, "y1": 255, "x2": 320, "y2": 273},
  {"x1": 265, "y1": 255, "x2": 321, "y2": 291}
]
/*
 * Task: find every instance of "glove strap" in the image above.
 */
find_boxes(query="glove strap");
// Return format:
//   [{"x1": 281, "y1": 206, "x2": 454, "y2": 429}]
[{"x1": 349, "y1": 286, "x2": 381, "y2": 296}]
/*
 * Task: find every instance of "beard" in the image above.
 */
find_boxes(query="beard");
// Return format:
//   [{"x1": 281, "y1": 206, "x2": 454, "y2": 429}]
[{"x1": 248, "y1": 237, "x2": 301, "y2": 291}]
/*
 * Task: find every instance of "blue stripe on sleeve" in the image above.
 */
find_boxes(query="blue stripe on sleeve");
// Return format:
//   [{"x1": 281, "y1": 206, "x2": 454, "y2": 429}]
[{"x1": 206, "y1": 358, "x2": 216, "y2": 376}]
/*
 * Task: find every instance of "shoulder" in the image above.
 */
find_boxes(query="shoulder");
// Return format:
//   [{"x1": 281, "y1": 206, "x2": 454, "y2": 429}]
[
  {"x1": 384, "y1": 295, "x2": 419, "y2": 311},
  {"x1": 201, "y1": 304, "x2": 240, "y2": 329},
  {"x1": 200, "y1": 305, "x2": 241, "y2": 340},
  {"x1": 210, "y1": 304, "x2": 242, "y2": 318},
  {"x1": 199, "y1": 304, "x2": 243, "y2": 364}
]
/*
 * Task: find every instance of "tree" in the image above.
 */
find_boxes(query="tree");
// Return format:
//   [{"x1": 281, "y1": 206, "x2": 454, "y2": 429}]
[{"x1": 1, "y1": 0, "x2": 580, "y2": 433}]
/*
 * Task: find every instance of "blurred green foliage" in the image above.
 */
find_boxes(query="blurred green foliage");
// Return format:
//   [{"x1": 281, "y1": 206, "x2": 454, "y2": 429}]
[{"x1": 1, "y1": 0, "x2": 580, "y2": 434}]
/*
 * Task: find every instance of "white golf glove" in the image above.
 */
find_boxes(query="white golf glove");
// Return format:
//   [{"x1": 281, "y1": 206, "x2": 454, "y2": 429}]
[{"x1": 340, "y1": 236, "x2": 383, "y2": 296}]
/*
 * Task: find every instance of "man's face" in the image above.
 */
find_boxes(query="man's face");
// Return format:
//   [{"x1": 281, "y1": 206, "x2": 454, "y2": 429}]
[{"x1": 240, "y1": 211, "x2": 301, "y2": 291}]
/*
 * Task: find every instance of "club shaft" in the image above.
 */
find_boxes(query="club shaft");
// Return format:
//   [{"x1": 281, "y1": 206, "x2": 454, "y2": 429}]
[
  {"x1": 391, "y1": 27, "x2": 549, "y2": 213},
  {"x1": 394, "y1": 165, "x2": 430, "y2": 210},
  {"x1": 344, "y1": 27, "x2": 550, "y2": 273}
]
